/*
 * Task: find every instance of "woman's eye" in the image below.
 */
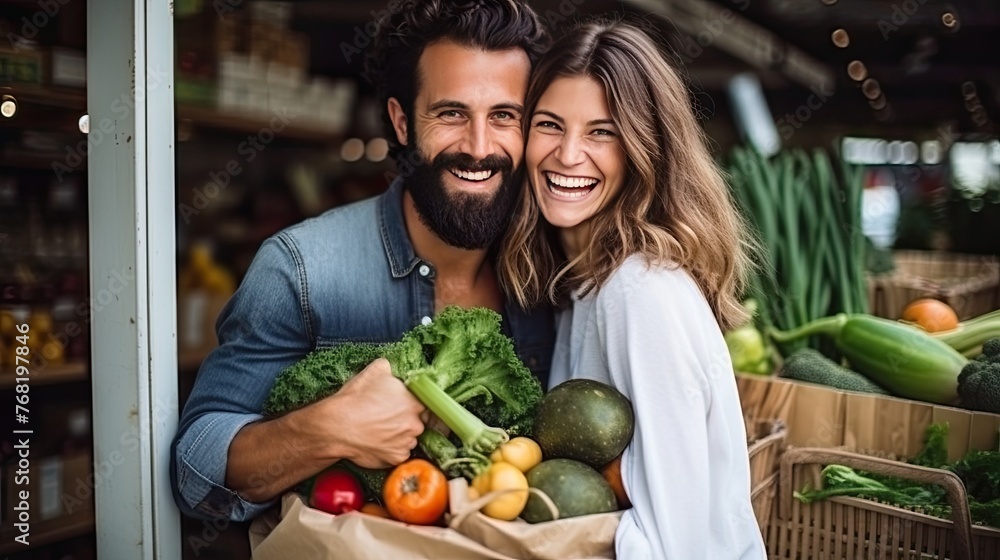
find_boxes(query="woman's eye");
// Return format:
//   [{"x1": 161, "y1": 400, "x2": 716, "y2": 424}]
[
  {"x1": 593, "y1": 129, "x2": 616, "y2": 137},
  {"x1": 535, "y1": 120, "x2": 560, "y2": 130}
]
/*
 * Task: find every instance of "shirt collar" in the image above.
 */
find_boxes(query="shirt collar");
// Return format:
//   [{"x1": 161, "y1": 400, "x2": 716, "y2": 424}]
[{"x1": 378, "y1": 177, "x2": 423, "y2": 278}]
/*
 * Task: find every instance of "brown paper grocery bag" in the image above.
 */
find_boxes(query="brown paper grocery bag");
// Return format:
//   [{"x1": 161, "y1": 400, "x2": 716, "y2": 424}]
[
  {"x1": 249, "y1": 493, "x2": 510, "y2": 560},
  {"x1": 249, "y1": 481, "x2": 623, "y2": 560},
  {"x1": 445, "y1": 478, "x2": 622, "y2": 560}
]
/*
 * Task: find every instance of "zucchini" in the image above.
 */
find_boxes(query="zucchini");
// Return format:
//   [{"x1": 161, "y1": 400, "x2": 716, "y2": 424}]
[{"x1": 770, "y1": 314, "x2": 968, "y2": 404}]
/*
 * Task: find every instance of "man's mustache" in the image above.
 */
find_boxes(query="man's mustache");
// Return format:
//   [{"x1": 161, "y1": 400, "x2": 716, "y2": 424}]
[{"x1": 432, "y1": 152, "x2": 512, "y2": 174}]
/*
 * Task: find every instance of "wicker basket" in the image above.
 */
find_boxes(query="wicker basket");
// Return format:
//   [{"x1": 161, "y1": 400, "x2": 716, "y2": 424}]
[
  {"x1": 767, "y1": 447, "x2": 1000, "y2": 560},
  {"x1": 747, "y1": 419, "x2": 787, "y2": 536},
  {"x1": 868, "y1": 250, "x2": 1000, "y2": 321}
]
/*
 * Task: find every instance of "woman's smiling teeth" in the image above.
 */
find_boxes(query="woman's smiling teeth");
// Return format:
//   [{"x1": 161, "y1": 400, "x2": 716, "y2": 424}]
[
  {"x1": 545, "y1": 171, "x2": 599, "y2": 199},
  {"x1": 450, "y1": 168, "x2": 495, "y2": 182}
]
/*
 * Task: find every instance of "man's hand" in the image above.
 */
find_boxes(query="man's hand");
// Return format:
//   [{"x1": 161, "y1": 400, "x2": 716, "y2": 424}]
[
  {"x1": 322, "y1": 358, "x2": 427, "y2": 468},
  {"x1": 225, "y1": 358, "x2": 427, "y2": 504}
]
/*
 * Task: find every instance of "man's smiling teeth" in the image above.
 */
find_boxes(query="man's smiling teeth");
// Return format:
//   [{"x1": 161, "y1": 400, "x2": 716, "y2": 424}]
[
  {"x1": 451, "y1": 169, "x2": 494, "y2": 182},
  {"x1": 545, "y1": 172, "x2": 598, "y2": 188}
]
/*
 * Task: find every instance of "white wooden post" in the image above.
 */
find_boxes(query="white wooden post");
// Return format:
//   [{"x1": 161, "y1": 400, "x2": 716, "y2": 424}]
[{"x1": 87, "y1": 0, "x2": 181, "y2": 557}]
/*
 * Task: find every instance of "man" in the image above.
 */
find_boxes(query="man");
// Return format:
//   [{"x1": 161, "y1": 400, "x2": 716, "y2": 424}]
[{"x1": 171, "y1": 0, "x2": 553, "y2": 521}]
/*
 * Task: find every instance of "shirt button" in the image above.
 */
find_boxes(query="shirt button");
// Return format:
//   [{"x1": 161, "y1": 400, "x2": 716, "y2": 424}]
[
  {"x1": 421, "y1": 316, "x2": 432, "y2": 326},
  {"x1": 418, "y1": 264, "x2": 431, "y2": 277}
]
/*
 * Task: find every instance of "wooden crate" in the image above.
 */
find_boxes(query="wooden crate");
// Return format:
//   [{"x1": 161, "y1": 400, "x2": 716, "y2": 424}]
[
  {"x1": 736, "y1": 374, "x2": 1000, "y2": 462},
  {"x1": 767, "y1": 447, "x2": 1000, "y2": 560},
  {"x1": 868, "y1": 250, "x2": 1000, "y2": 321},
  {"x1": 747, "y1": 419, "x2": 787, "y2": 537}
]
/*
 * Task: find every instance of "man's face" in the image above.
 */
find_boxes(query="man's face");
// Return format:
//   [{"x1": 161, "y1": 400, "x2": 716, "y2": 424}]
[{"x1": 398, "y1": 41, "x2": 531, "y2": 250}]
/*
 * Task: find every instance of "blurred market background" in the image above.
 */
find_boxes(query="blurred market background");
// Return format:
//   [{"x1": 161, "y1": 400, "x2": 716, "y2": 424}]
[{"x1": 0, "y1": 0, "x2": 998, "y2": 558}]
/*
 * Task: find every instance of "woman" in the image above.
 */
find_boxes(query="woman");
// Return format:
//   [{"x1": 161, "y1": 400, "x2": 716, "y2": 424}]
[{"x1": 499, "y1": 19, "x2": 767, "y2": 559}]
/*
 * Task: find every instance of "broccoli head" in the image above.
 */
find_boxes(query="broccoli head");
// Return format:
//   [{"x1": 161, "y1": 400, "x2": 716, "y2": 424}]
[{"x1": 957, "y1": 336, "x2": 1000, "y2": 414}]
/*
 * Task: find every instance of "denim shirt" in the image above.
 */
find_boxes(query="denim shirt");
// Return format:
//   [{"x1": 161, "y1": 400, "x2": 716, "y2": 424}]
[{"x1": 170, "y1": 178, "x2": 555, "y2": 521}]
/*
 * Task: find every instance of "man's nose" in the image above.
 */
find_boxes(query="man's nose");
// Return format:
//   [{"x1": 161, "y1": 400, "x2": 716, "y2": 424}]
[{"x1": 458, "y1": 119, "x2": 494, "y2": 162}]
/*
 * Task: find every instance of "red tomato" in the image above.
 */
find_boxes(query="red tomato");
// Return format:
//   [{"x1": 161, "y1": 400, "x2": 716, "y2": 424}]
[{"x1": 309, "y1": 467, "x2": 364, "y2": 515}]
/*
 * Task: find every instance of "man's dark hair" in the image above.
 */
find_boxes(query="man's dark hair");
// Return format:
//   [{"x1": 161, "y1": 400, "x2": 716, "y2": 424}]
[{"x1": 365, "y1": 0, "x2": 550, "y2": 159}]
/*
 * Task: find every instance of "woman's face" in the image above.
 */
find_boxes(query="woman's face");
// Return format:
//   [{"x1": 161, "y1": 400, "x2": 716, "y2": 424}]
[{"x1": 526, "y1": 75, "x2": 627, "y2": 235}]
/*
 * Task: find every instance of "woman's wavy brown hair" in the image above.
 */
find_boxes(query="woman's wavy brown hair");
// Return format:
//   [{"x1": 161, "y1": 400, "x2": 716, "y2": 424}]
[{"x1": 497, "y1": 18, "x2": 755, "y2": 331}]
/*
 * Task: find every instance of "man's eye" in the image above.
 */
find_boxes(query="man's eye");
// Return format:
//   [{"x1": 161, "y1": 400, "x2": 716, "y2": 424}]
[
  {"x1": 495, "y1": 111, "x2": 513, "y2": 120},
  {"x1": 440, "y1": 110, "x2": 462, "y2": 118}
]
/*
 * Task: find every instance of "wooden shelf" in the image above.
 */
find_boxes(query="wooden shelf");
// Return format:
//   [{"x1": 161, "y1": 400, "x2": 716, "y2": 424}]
[
  {"x1": 0, "y1": 361, "x2": 88, "y2": 388},
  {"x1": 177, "y1": 104, "x2": 342, "y2": 143},
  {"x1": 1, "y1": 85, "x2": 341, "y2": 143},
  {"x1": 0, "y1": 84, "x2": 86, "y2": 111},
  {"x1": 179, "y1": 348, "x2": 214, "y2": 370},
  {"x1": 0, "y1": 517, "x2": 93, "y2": 555}
]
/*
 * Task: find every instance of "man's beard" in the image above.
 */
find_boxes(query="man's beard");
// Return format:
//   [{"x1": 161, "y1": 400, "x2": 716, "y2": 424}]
[{"x1": 402, "y1": 140, "x2": 522, "y2": 250}]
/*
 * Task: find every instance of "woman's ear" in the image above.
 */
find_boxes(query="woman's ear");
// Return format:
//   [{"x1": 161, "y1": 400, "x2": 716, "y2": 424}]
[{"x1": 387, "y1": 98, "x2": 408, "y2": 146}]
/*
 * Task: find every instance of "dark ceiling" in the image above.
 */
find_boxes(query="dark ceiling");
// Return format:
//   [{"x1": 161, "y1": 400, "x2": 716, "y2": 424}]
[
  {"x1": 712, "y1": 0, "x2": 998, "y2": 137},
  {"x1": 293, "y1": 0, "x2": 998, "y2": 141}
]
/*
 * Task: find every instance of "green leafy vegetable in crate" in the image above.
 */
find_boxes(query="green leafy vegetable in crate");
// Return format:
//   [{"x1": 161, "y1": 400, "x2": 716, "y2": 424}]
[
  {"x1": 795, "y1": 422, "x2": 1000, "y2": 528},
  {"x1": 950, "y1": 450, "x2": 1000, "y2": 528},
  {"x1": 794, "y1": 465, "x2": 949, "y2": 515}
]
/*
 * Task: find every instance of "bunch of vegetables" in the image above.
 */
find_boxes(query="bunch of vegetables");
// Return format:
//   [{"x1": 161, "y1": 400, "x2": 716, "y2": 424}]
[
  {"x1": 264, "y1": 307, "x2": 637, "y2": 526},
  {"x1": 768, "y1": 303, "x2": 1000, "y2": 412},
  {"x1": 520, "y1": 379, "x2": 634, "y2": 522},
  {"x1": 770, "y1": 312, "x2": 968, "y2": 404},
  {"x1": 794, "y1": 422, "x2": 1000, "y2": 528},
  {"x1": 727, "y1": 146, "x2": 868, "y2": 356},
  {"x1": 392, "y1": 378, "x2": 636, "y2": 525},
  {"x1": 264, "y1": 306, "x2": 545, "y2": 497}
]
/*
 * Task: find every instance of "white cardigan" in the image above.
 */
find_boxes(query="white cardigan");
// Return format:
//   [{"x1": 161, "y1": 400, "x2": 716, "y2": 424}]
[{"x1": 548, "y1": 256, "x2": 767, "y2": 560}]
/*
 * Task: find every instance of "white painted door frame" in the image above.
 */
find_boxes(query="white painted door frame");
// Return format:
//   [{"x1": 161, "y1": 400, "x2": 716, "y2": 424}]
[{"x1": 87, "y1": 0, "x2": 181, "y2": 557}]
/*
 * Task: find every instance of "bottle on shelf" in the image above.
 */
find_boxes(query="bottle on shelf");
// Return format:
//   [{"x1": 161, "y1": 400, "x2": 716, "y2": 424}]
[{"x1": 178, "y1": 241, "x2": 236, "y2": 353}]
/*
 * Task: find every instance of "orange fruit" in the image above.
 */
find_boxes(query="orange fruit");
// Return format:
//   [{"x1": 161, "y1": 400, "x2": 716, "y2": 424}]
[
  {"x1": 901, "y1": 298, "x2": 959, "y2": 333},
  {"x1": 382, "y1": 458, "x2": 449, "y2": 525},
  {"x1": 601, "y1": 455, "x2": 631, "y2": 509},
  {"x1": 360, "y1": 502, "x2": 392, "y2": 519}
]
